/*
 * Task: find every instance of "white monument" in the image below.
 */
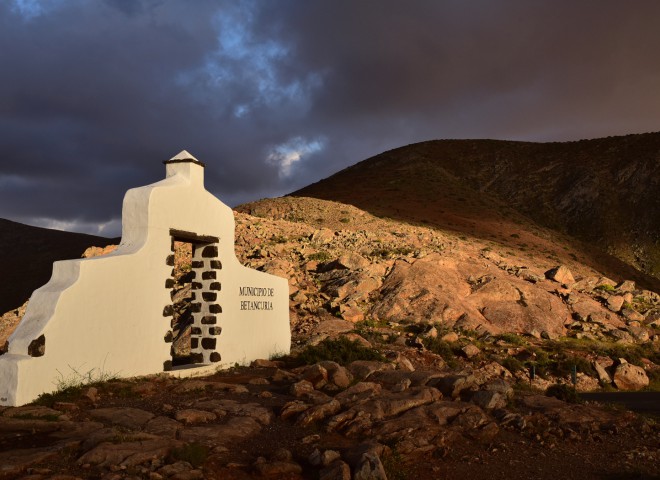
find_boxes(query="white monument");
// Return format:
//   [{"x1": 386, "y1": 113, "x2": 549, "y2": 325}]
[{"x1": 0, "y1": 151, "x2": 291, "y2": 406}]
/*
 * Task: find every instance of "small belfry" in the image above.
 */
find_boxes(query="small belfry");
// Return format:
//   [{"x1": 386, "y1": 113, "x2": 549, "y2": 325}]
[{"x1": 0, "y1": 151, "x2": 291, "y2": 406}]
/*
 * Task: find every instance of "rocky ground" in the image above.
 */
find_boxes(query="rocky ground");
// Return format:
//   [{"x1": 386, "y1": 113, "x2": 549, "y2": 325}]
[
  {"x1": 0, "y1": 196, "x2": 659, "y2": 479},
  {"x1": 0, "y1": 355, "x2": 658, "y2": 480}
]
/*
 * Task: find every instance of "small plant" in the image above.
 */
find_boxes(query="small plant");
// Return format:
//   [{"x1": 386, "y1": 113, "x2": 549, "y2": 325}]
[
  {"x1": 422, "y1": 337, "x2": 459, "y2": 368},
  {"x1": 545, "y1": 383, "x2": 581, "y2": 403},
  {"x1": 54, "y1": 365, "x2": 117, "y2": 391},
  {"x1": 501, "y1": 356, "x2": 525, "y2": 373},
  {"x1": 34, "y1": 364, "x2": 117, "y2": 406},
  {"x1": 292, "y1": 337, "x2": 385, "y2": 366},
  {"x1": 496, "y1": 333, "x2": 526, "y2": 346},
  {"x1": 370, "y1": 246, "x2": 414, "y2": 259},
  {"x1": 644, "y1": 369, "x2": 660, "y2": 392},
  {"x1": 526, "y1": 348, "x2": 552, "y2": 378},
  {"x1": 269, "y1": 235, "x2": 288, "y2": 244},
  {"x1": 308, "y1": 251, "x2": 331, "y2": 262},
  {"x1": 595, "y1": 284, "x2": 616, "y2": 293}
]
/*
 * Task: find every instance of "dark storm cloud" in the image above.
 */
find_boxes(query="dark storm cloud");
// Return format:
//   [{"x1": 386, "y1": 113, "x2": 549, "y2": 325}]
[{"x1": 1, "y1": 0, "x2": 660, "y2": 236}]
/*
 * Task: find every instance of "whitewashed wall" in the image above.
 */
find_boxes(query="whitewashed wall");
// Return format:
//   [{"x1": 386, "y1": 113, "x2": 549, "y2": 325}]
[{"x1": 0, "y1": 152, "x2": 290, "y2": 406}]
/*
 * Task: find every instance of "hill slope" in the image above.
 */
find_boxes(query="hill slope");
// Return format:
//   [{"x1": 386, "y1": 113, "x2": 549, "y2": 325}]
[
  {"x1": 292, "y1": 132, "x2": 660, "y2": 284},
  {"x1": 0, "y1": 218, "x2": 118, "y2": 312}
]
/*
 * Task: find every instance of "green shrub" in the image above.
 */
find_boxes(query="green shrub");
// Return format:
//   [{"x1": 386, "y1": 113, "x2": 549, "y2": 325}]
[
  {"x1": 34, "y1": 366, "x2": 117, "y2": 407},
  {"x1": 645, "y1": 369, "x2": 660, "y2": 392},
  {"x1": 422, "y1": 337, "x2": 459, "y2": 368},
  {"x1": 545, "y1": 383, "x2": 582, "y2": 403},
  {"x1": 496, "y1": 333, "x2": 526, "y2": 346},
  {"x1": 293, "y1": 337, "x2": 385, "y2": 366},
  {"x1": 308, "y1": 251, "x2": 331, "y2": 262},
  {"x1": 269, "y1": 235, "x2": 288, "y2": 244},
  {"x1": 595, "y1": 284, "x2": 616, "y2": 293},
  {"x1": 369, "y1": 246, "x2": 414, "y2": 259},
  {"x1": 501, "y1": 356, "x2": 525, "y2": 373}
]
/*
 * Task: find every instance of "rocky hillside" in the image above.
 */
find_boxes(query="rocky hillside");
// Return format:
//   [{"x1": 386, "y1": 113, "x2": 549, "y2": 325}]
[
  {"x1": 0, "y1": 218, "x2": 118, "y2": 313},
  {"x1": 292, "y1": 132, "x2": 660, "y2": 285},
  {"x1": 236, "y1": 197, "x2": 659, "y2": 350},
  {"x1": 1, "y1": 198, "x2": 659, "y2": 479}
]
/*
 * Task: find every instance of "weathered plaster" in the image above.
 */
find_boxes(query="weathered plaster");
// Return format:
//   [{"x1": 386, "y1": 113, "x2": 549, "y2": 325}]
[{"x1": 0, "y1": 151, "x2": 290, "y2": 406}]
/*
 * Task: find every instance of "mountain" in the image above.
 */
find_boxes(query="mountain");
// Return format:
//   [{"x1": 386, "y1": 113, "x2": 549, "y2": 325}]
[
  {"x1": 292, "y1": 132, "x2": 660, "y2": 288},
  {"x1": 1, "y1": 152, "x2": 659, "y2": 477},
  {"x1": 0, "y1": 218, "x2": 118, "y2": 312}
]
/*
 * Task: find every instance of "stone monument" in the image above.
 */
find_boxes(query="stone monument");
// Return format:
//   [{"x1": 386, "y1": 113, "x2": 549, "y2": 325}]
[{"x1": 0, "y1": 151, "x2": 291, "y2": 406}]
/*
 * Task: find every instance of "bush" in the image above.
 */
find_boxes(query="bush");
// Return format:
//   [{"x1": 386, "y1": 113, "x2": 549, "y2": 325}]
[
  {"x1": 527, "y1": 348, "x2": 552, "y2": 378},
  {"x1": 422, "y1": 337, "x2": 459, "y2": 368},
  {"x1": 308, "y1": 251, "x2": 331, "y2": 262},
  {"x1": 501, "y1": 356, "x2": 525, "y2": 373},
  {"x1": 595, "y1": 284, "x2": 616, "y2": 293},
  {"x1": 496, "y1": 333, "x2": 526, "y2": 346},
  {"x1": 369, "y1": 246, "x2": 414, "y2": 259},
  {"x1": 545, "y1": 383, "x2": 582, "y2": 403},
  {"x1": 293, "y1": 337, "x2": 385, "y2": 366}
]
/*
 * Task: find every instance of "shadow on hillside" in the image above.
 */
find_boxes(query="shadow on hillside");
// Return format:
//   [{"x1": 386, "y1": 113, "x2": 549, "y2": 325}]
[
  {"x1": 0, "y1": 218, "x2": 118, "y2": 313},
  {"x1": 288, "y1": 191, "x2": 660, "y2": 293}
]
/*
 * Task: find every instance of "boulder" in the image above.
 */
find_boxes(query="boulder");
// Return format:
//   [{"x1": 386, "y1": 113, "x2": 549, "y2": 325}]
[
  {"x1": 347, "y1": 361, "x2": 393, "y2": 380},
  {"x1": 441, "y1": 331, "x2": 459, "y2": 343},
  {"x1": 622, "y1": 309, "x2": 645, "y2": 322},
  {"x1": 608, "y1": 329, "x2": 634, "y2": 344},
  {"x1": 334, "y1": 382, "x2": 383, "y2": 409},
  {"x1": 372, "y1": 254, "x2": 480, "y2": 327},
  {"x1": 545, "y1": 265, "x2": 575, "y2": 286},
  {"x1": 296, "y1": 399, "x2": 341, "y2": 426},
  {"x1": 616, "y1": 280, "x2": 636, "y2": 293},
  {"x1": 461, "y1": 344, "x2": 481, "y2": 358},
  {"x1": 470, "y1": 390, "x2": 507, "y2": 410},
  {"x1": 612, "y1": 362, "x2": 650, "y2": 390},
  {"x1": 339, "y1": 303, "x2": 365, "y2": 323},
  {"x1": 593, "y1": 361, "x2": 612, "y2": 385},
  {"x1": 329, "y1": 252, "x2": 371, "y2": 271},
  {"x1": 607, "y1": 295, "x2": 625, "y2": 312},
  {"x1": 319, "y1": 361, "x2": 353, "y2": 389},
  {"x1": 174, "y1": 409, "x2": 216, "y2": 425},
  {"x1": 300, "y1": 364, "x2": 329, "y2": 389},
  {"x1": 627, "y1": 325, "x2": 650, "y2": 342},
  {"x1": 430, "y1": 375, "x2": 476, "y2": 399},
  {"x1": 468, "y1": 278, "x2": 569, "y2": 337},
  {"x1": 353, "y1": 451, "x2": 387, "y2": 480}
]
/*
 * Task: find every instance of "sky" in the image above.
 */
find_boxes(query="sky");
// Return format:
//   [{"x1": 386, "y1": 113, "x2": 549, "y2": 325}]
[{"x1": 1, "y1": 0, "x2": 660, "y2": 237}]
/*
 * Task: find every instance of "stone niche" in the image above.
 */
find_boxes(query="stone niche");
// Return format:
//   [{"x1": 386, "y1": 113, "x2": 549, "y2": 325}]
[{"x1": 0, "y1": 151, "x2": 290, "y2": 406}]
